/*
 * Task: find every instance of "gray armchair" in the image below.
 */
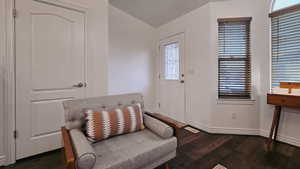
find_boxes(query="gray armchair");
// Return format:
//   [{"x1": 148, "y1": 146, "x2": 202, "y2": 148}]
[{"x1": 61, "y1": 93, "x2": 177, "y2": 169}]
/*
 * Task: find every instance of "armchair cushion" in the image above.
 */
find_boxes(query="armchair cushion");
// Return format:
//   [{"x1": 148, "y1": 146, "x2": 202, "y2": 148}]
[
  {"x1": 143, "y1": 114, "x2": 174, "y2": 139},
  {"x1": 92, "y1": 129, "x2": 177, "y2": 169},
  {"x1": 70, "y1": 129, "x2": 96, "y2": 169}
]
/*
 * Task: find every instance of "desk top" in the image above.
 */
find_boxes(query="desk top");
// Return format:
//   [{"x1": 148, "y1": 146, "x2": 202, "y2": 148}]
[
  {"x1": 268, "y1": 89, "x2": 300, "y2": 107},
  {"x1": 269, "y1": 88, "x2": 300, "y2": 96}
]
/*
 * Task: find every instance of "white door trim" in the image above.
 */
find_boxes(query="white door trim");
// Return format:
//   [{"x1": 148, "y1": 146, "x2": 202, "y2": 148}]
[
  {"x1": 3, "y1": 0, "x2": 16, "y2": 165},
  {"x1": 2, "y1": 0, "x2": 89, "y2": 165}
]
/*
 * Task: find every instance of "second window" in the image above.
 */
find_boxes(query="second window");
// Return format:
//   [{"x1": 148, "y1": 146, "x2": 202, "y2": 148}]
[{"x1": 218, "y1": 17, "x2": 252, "y2": 99}]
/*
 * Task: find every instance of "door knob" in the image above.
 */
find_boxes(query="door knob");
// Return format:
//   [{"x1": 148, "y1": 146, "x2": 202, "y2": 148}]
[
  {"x1": 180, "y1": 80, "x2": 185, "y2": 83},
  {"x1": 73, "y1": 82, "x2": 84, "y2": 88}
]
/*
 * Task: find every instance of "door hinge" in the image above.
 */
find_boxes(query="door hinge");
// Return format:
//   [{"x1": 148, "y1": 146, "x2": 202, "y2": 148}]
[
  {"x1": 14, "y1": 130, "x2": 18, "y2": 139},
  {"x1": 158, "y1": 102, "x2": 161, "y2": 108},
  {"x1": 158, "y1": 74, "x2": 161, "y2": 79},
  {"x1": 13, "y1": 8, "x2": 17, "y2": 18}
]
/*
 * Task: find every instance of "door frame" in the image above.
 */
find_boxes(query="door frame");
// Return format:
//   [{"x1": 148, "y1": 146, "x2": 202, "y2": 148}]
[
  {"x1": 3, "y1": 0, "x2": 16, "y2": 165},
  {"x1": 2, "y1": 0, "x2": 89, "y2": 165},
  {"x1": 157, "y1": 32, "x2": 187, "y2": 123}
]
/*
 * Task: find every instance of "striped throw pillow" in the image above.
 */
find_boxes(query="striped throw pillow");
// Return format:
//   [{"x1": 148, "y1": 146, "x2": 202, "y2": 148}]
[{"x1": 85, "y1": 104, "x2": 145, "y2": 142}]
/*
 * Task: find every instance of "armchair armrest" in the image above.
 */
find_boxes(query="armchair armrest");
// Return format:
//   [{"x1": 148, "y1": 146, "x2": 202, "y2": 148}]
[
  {"x1": 144, "y1": 112, "x2": 187, "y2": 137},
  {"x1": 144, "y1": 114, "x2": 174, "y2": 139},
  {"x1": 61, "y1": 127, "x2": 76, "y2": 169},
  {"x1": 62, "y1": 127, "x2": 97, "y2": 169},
  {"x1": 69, "y1": 129, "x2": 97, "y2": 169}
]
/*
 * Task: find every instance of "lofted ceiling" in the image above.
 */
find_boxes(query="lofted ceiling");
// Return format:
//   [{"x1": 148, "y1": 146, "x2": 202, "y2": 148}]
[{"x1": 109, "y1": 0, "x2": 211, "y2": 27}]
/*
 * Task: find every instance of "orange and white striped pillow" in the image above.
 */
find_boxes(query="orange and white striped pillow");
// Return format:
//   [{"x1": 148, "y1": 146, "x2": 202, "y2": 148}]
[{"x1": 85, "y1": 104, "x2": 145, "y2": 142}]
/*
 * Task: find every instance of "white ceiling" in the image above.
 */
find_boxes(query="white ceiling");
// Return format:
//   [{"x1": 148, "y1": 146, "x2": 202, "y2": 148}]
[{"x1": 109, "y1": 0, "x2": 211, "y2": 27}]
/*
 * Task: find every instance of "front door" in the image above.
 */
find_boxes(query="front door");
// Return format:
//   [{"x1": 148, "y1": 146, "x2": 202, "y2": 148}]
[
  {"x1": 15, "y1": 0, "x2": 86, "y2": 159},
  {"x1": 159, "y1": 33, "x2": 185, "y2": 123}
]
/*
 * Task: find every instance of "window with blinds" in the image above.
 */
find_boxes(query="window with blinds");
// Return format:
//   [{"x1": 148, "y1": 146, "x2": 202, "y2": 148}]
[
  {"x1": 270, "y1": 5, "x2": 300, "y2": 87},
  {"x1": 218, "y1": 18, "x2": 252, "y2": 99}
]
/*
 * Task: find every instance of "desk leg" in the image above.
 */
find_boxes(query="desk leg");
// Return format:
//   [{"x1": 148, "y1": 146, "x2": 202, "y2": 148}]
[
  {"x1": 274, "y1": 106, "x2": 282, "y2": 140},
  {"x1": 267, "y1": 105, "x2": 282, "y2": 150}
]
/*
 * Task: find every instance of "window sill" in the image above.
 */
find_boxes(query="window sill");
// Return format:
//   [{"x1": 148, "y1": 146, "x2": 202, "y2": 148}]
[{"x1": 217, "y1": 99, "x2": 256, "y2": 105}]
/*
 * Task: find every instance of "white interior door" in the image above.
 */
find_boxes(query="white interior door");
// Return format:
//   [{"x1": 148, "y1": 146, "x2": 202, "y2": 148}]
[
  {"x1": 16, "y1": 0, "x2": 86, "y2": 159},
  {"x1": 159, "y1": 33, "x2": 185, "y2": 123}
]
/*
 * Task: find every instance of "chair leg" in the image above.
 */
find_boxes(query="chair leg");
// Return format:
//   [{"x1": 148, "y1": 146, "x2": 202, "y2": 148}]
[{"x1": 165, "y1": 163, "x2": 170, "y2": 169}]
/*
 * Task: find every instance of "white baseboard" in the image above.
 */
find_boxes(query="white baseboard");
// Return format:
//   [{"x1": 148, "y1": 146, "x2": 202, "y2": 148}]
[
  {"x1": 260, "y1": 130, "x2": 300, "y2": 147},
  {"x1": 189, "y1": 124, "x2": 300, "y2": 147},
  {"x1": 209, "y1": 126, "x2": 260, "y2": 135},
  {"x1": 189, "y1": 123, "x2": 260, "y2": 135},
  {"x1": 190, "y1": 122, "x2": 210, "y2": 132},
  {"x1": 0, "y1": 155, "x2": 6, "y2": 166}
]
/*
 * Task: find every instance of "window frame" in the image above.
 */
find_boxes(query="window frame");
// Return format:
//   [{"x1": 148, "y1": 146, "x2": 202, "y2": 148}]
[
  {"x1": 217, "y1": 17, "x2": 253, "y2": 100},
  {"x1": 271, "y1": 0, "x2": 300, "y2": 14},
  {"x1": 270, "y1": 2, "x2": 300, "y2": 17}
]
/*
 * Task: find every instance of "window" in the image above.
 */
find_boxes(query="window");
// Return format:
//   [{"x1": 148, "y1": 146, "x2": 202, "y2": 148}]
[
  {"x1": 270, "y1": 2, "x2": 300, "y2": 87},
  {"x1": 273, "y1": 0, "x2": 300, "y2": 11},
  {"x1": 218, "y1": 18, "x2": 252, "y2": 99},
  {"x1": 164, "y1": 43, "x2": 180, "y2": 80}
]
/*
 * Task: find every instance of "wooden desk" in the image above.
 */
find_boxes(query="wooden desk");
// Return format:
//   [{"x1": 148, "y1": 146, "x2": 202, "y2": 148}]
[{"x1": 267, "y1": 82, "x2": 300, "y2": 150}]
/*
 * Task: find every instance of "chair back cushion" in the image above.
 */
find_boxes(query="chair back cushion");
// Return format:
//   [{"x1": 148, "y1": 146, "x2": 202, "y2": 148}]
[
  {"x1": 85, "y1": 104, "x2": 145, "y2": 142},
  {"x1": 63, "y1": 93, "x2": 144, "y2": 130}
]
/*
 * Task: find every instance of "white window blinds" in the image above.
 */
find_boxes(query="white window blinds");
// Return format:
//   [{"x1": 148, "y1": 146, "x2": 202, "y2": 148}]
[{"x1": 271, "y1": 7, "x2": 300, "y2": 87}]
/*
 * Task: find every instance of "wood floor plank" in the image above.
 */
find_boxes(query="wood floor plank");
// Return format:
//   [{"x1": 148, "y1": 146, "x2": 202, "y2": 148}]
[{"x1": 188, "y1": 135, "x2": 233, "y2": 160}]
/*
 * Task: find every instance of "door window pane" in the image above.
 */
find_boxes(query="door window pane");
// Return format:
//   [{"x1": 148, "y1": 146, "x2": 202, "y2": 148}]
[{"x1": 164, "y1": 43, "x2": 180, "y2": 80}]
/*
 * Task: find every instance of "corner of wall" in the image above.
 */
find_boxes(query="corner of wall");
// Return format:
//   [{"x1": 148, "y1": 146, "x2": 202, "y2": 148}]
[{"x1": 260, "y1": 129, "x2": 300, "y2": 147}]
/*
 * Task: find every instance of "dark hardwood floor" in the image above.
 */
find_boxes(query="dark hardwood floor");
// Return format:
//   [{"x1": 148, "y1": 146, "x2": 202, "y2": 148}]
[{"x1": 2, "y1": 128, "x2": 300, "y2": 169}]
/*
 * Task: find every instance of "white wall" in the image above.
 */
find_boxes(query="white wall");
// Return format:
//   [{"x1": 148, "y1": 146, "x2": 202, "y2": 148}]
[
  {"x1": 158, "y1": 2, "x2": 261, "y2": 133},
  {"x1": 208, "y1": 0, "x2": 300, "y2": 146},
  {"x1": 158, "y1": 4, "x2": 212, "y2": 129},
  {"x1": 108, "y1": 5, "x2": 156, "y2": 111},
  {"x1": 208, "y1": 0, "x2": 267, "y2": 134},
  {"x1": 158, "y1": 0, "x2": 300, "y2": 146}
]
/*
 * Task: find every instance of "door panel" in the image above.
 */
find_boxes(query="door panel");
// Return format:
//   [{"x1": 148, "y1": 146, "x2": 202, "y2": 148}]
[
  {"x1": 32, "y1": 14, "x2": 75, "y2": 90},
  {"x1": 31, "y1": 99, "x2": 67, "y2": 137},
  {"x1": 159, "y1": 33, "x2": 185, "y2": 123},
  {"x1": 16, "y1": 0, "x2": 86, "y2": 159}
]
